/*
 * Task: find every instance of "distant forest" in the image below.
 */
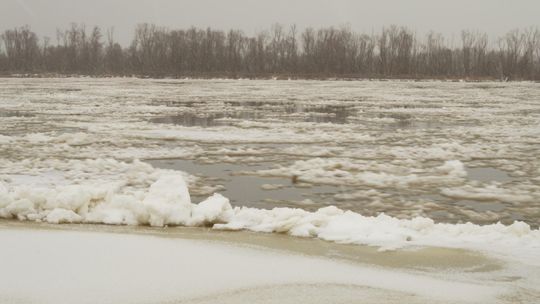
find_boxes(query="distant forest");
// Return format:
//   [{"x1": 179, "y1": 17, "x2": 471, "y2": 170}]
[{"x1": 1, "y1": 24, "x2": 539, "y2": 80}]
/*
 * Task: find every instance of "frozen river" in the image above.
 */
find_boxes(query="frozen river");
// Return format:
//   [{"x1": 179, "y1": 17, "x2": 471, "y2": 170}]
[
  {"x1": 1, "y1": 78, "x2": 540, "y2": 303},
  {"x1": 1, "y1": 78, "x2": 539, "y2": 226}
]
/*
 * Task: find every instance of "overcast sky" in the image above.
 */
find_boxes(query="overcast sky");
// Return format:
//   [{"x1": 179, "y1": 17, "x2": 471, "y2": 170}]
[{"x1": 2, "y1": 0, "x2": 539, "y2": 45}]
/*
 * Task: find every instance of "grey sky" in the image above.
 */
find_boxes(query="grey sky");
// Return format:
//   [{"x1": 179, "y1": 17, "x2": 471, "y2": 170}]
[{"x1": 2, "y1": 0, "x2": 539, "y2": 45}]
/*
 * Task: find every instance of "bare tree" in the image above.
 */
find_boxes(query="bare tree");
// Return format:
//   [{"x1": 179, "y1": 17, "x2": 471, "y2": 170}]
[{"x1": 1, "y1": 23, "x2": 539, "y2": 80}]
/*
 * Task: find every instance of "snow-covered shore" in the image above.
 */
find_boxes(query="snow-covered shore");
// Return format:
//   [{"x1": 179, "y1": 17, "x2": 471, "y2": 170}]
[{"x1": 0, "y1": 224, "x2": 510, "y2": 304}]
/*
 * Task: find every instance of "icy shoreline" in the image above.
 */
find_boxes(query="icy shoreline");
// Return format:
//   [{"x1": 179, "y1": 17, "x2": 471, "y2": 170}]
[
  {"x1": 1, "y1": 77, "x2": 540, "y2": 268},
  {"x1": 1, "y1": 159, "x2": 539, "y2": 267}
]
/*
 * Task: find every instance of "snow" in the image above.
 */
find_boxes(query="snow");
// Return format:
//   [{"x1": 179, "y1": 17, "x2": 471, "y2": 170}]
[{"x1": 0, "y1": 228, "x2": 501, "y2": 304}]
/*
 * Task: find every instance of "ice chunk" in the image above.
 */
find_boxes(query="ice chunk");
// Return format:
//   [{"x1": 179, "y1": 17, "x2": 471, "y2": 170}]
[
  {"x1": 44, "y1": 185, "x2": 93, "y2": 212},
  {"x1": 142, "y1": 174, "x2": 192, "y2": 226},
  {"x1": 5, "y1": 199, "x2": 36, "y2": 219},
  {"x1": 0, "y1": 182, "x2": 12, "y2": 208},
  {"x1": 46, "y1": 208, "x2": 83, "y2": 224},
  {"x1": 0, "y1": 134, "x2": 12, "y2": 144},
  {"x1": 436, "y1": 160, "x2": 467, "y2": 177},
  {"x1": 441, "y1": 185, "x2": 534, "y2": 203},
  {"x1": 191, "y1": 193, "x2": 233, "y2": 225}
]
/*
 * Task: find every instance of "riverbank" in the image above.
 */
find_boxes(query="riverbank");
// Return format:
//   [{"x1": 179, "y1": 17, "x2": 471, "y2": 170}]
[{"x1": 2, "y1": 219, "x2": 531, "y2": 304}]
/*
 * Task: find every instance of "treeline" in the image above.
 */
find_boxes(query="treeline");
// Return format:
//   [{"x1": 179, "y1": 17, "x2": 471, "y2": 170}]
[{"x1": 1, "y1": 23, "x2": 540, "y2": 80}]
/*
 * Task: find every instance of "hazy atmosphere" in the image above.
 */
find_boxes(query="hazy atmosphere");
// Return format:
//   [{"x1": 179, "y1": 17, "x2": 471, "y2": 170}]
[{"x1": 2, "y1": 0, "x2": 540, "y2": 45}]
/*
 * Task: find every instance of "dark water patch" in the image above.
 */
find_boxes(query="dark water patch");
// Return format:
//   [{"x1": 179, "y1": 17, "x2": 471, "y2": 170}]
[
  {"x1": 150, "y1": 112, "x2": 262, "y2": 127},
  {"x1": 226, "y1": 101, "x2": 355, "y2": 121},
  {"x1": 0, "y1": 110, "x2": 35, "y2": 118},
  {"x1": 466, "y1": 84, "x2": 508, "y2": 90},
  {"x1": 12, "y1": 87, "x2": 82, "y2": 94},
  {"x1": 395, "y1": 120, "x2": 467, "y2": 130},
  {"x1": 56, "y1": 88, "x2": 82, "y2": 92},
  {"x1": 457, "y1": 200, "x2": 506, "y2": 212},
  {"x1": 225, "y1": 101, "x2": 272, "y2": 107},
  {"x1": 145, "y1": 158, "x2": 347, "y2": 207},
  {"x1": 386, "y1": 104, "x2": 444, "y2": 109},
  {"x1": 382, "y1": 113, "x2": 437, "y2": 129},
  {"x1": 150, "y1": 104, "x2": 351, "y2": 127},
  {"x1": 511, "y1": 108, "x2": 540, "y2": 117},
  {"x1": 288, "y1": 104, "x2": 353, "y2": 124},
  {"x1": 466, "y1": 167, "x2": 512, "y2": 183},
  {"x1": 150, "y1": 99, "x2": 203, "y2": 107},
  {"x1": 149, "y1": 103, "x2": 355, "y2": 126},
  {"x1": 374, "y1": 113, "x2": 476, "y2": 130},
  {"x1": 153, "y1": 81, "x2": 188, "y2": 85}
]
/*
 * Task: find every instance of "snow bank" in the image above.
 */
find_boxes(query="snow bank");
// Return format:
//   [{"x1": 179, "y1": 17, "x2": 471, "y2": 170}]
[{"x1": 1, "y1": 163, "x2": 539, "y2": 266}]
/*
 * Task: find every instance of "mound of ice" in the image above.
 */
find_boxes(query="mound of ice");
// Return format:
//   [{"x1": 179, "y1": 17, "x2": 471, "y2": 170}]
[
  {"x1": 0, "y1": 165, "x2": 235, "y2": 229},
  {"x1": 142, "y1": 174, "x2": 192, "y2": 226}
]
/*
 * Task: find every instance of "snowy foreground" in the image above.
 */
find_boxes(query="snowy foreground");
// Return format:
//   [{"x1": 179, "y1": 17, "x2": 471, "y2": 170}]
[
  {"x1": 1, "y1": 78, "x2": 540, "y2": 302},
  {"x1": 0, "y1": 224, "x2": 510, "y2": 304}
]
